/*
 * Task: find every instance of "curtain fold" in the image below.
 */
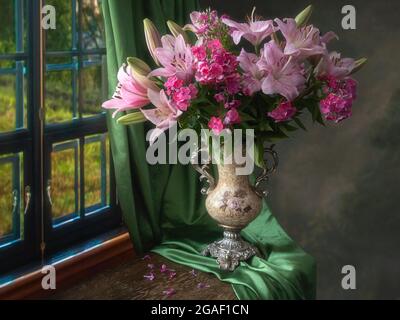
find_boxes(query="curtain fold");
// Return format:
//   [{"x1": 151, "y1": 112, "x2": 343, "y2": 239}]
[{"x1": 102, "y1": 0, "x2": 316, "y2": 300}]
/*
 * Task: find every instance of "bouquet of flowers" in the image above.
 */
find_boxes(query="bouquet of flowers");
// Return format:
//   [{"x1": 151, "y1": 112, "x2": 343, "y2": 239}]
[{"x1": 103, "y1": 5, "x2": 366, "y2": 165}]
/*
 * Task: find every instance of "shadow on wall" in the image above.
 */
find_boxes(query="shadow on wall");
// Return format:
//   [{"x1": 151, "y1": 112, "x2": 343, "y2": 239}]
[{"x1": 199, "y1": 0, "x2": 400, "y2": 299}]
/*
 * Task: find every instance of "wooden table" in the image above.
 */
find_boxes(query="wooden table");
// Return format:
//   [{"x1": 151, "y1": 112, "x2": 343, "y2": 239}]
[{"x1": 50, "y1": 253, "x2": 236, "y2": 300}]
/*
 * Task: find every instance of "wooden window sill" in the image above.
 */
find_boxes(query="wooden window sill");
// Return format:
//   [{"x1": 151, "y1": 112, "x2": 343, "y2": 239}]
[{"x1": 0, "y1": 232, "x2": 134, "y2": 300}]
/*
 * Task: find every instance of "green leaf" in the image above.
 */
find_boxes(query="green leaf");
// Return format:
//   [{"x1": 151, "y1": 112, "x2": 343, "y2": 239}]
[
  {"x1": 117, "y1": 112, "x2": 147, "y2": 125},
  {"x1": 282, "y1": 123, "x2": 298, "y2": 132},
  {"x1": 293, "y1": 117, "x2": 307, "y2": 131},
  {"x1": 238, "y1": 112, "x2": 256, "y2": 122},
  {"x1": 306, "y1": 101, "x2": 322, "y2": 124},
  {"x1": 259, "y1": 122, "x2": 273, "y2": 132}
]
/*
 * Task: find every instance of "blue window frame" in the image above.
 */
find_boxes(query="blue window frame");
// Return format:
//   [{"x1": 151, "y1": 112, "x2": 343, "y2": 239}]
[
  {"x1": 0, "y1": 153, "x2": 23, "y2": 248},
  {"x1": 0, "y1": 0, "x2": 121, "y2": 275}
]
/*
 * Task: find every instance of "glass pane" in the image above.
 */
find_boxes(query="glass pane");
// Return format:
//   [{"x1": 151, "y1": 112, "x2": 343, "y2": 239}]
[
  {"x1": 51, "y1": 140, "x2": 80, "y2": 224},
  {"x1": 81, "y1": 55, "x2": 107, "y2": 118},
  {"x1": 84, "y1": 134, "x2": 109, "y2": 213},
  {"x1": 45, "y1": 57, "x2": 76, "y2": 124},
  {"x1": 81, "y1": 0, "x2": 105, "y2": 50},
  {"x1": 0, "y1": 153, "x2": 23, "y2": 245},
  {"x1": 0, "y1": 0, "x2": 26, "y2": 54},
  {"x1": 0, "y1": 61, "x2": 27, "y2": 133},
  {"x1": 0, "y1": 0, "x2": 16, "y2": 53},
  {"x1": 45, "y1": 0, "x2": 75, "y2": 51}
]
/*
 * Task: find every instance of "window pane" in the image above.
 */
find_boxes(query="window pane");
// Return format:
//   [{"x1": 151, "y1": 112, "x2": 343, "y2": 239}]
[
  {"x1": 81, "y1": 0, "x2": 105, "y2": 50},
  {"x1": 0, "y1": 0, "x2": 26, "y2": 54},
  {"x1": 0, "y1": 0, "x2": 16, "y2": 53},
  {"x1": 51, "y1": 140, "x2": 80, "y2": 225},
  {"x1": 0, "y1": 153, "x2": 23, "y2": 245},
  {"x1": 45, "y1": 0, "x2": 75, "y2": 51},
  {"x1": 0, "y1": 61, "x2": 27, "y2": 133},
  {"x1": 45, "y1": 57, "x2": 76, "y2": 124},
  {"x1": 84, "y1": 134, "x2": 109, "y2": 213},
  {"x1": 81, "y1": 55, "x2": 107, "y2": 118}
]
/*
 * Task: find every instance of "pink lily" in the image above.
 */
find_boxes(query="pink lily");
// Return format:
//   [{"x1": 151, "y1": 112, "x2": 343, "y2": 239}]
[
  {"x1": 274, "y1": 18, "x2": 326, "y2": 59},
  {"x1": 222, "y1": 9, "x2": 275, "y2": 47},
  {"x1": 102, "y1": 64, "x2": 150, "y2": 117},
  {"x1": 149, "y1": 34, "x2": 195, "y2": 83},
  {"x1": 257, "y1": 40, "x2": 306, "y2": 101},
  {"x1": 316, "y1": 51, "x2": 356, "y2": 79},
  {"x1": 141, "y1": 89, "x2": 182, "y2": 144},
  {"x1": 237, "y1": 49, "x2": 265, "y2": 95}
]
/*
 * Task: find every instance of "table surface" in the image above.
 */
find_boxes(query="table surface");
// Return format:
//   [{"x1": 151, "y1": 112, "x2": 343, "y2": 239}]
[{"x1": 50, "y1": 253, "x2": 236, "y2": 300}]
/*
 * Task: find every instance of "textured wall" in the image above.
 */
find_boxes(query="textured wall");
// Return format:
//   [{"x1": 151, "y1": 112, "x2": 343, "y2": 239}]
[{"x1": 199, "y1": 0, "x2": 400, "y2": 299}]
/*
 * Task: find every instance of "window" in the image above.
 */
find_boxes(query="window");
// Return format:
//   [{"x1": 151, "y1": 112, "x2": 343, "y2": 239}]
[{"x1": 0, "y1": 0, "x2": 120, "y2": 275}]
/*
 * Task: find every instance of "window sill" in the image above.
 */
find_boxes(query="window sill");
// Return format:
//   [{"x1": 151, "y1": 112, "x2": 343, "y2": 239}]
[{"x1": 0, "y1": 228, "x2": 134, "y2": 300}]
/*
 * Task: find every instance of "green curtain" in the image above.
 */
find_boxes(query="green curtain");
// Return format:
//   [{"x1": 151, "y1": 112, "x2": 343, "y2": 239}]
[{"x1": 102, "y1": 0, "x2": 316, "y2": 300}]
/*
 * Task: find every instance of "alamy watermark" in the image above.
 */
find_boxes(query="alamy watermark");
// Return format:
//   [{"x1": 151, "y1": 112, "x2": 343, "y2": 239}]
[
  {"x1": 341, "y1": 5, "x2": 356, "y2": 30},
  {"x1": 41, "y1": 265, "x2": 56, "y2": 290},
  {"x1": 41, "y1": 5, "x2": 56, "y2": 30},
  {"x1": 341, "y1": 265, "x2": 356, "y2": 290},
  {"x1": 146, "y1": 127, "x2": 256, "y2": 175}
]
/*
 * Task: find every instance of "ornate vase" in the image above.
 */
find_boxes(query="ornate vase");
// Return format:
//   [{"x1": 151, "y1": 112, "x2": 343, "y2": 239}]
[{"x1": 192, "y1": 146, "x2": 278, "y2": 271}]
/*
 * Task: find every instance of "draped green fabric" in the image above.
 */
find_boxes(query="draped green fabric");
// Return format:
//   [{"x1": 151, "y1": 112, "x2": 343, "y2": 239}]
[{"x1": 102, "y1": 0, "x2": 316, "y2": 300}]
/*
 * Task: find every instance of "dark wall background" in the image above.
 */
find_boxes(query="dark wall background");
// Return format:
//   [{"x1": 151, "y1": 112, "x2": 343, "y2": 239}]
[{"x1": 199, "y1": 0, "x2": 400, "y2": 299}]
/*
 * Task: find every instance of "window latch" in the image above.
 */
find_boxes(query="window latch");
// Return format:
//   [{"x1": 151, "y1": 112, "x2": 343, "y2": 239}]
[
  {"x1": 46, "y1": 180, "x2": 53, "y2": 207},
  {"x1": 12, "y1": 189, "x2": 18, "y2": 215},
  {"x1": 24, "y1": 186, "x2": 31, "y2": 216}
]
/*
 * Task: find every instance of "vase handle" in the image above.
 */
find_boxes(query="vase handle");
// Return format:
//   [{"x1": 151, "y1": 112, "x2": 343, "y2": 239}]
[
  {"x1": 254, "y1": 145, "x2": 279, "y2": 198},
  {"x1": 191, "y1": 147, "x2": 216, "y2": 195}
]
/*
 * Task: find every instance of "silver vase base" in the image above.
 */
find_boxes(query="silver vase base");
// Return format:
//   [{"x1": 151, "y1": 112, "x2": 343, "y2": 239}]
[{"x1": 202, "y1": 229, "x2": 261, "y2": 271}]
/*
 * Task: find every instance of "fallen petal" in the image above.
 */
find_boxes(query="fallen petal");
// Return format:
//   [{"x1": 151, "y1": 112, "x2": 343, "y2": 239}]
[
  {"x1": 197, "y1": 282, "x2": 210, "y2": 289},
  {"x1": 144, "y1": 272, "x2": 155, "y2": 281},
  {"x1": 190, "y1": 269, "x2": 198, "y2": 277},
  {"x1": 161, "y1": 264, "x2": 176, "y2": 273},
  {"x1": 168, "y1": 272, "x2": 177, "y2": 280},
  {"x1": 163, "y1": 288, "x2": 176, "y2": 297}
]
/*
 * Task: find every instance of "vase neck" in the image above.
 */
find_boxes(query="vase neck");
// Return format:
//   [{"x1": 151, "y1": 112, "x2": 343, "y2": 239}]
[{"x1": 217, "y1": 163, "x2": 248, "y2": 183}]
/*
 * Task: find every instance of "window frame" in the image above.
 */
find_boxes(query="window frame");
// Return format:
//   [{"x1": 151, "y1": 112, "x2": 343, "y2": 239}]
[{"x1": 0, "y1": 0, "x2": 121, "y2": 275}]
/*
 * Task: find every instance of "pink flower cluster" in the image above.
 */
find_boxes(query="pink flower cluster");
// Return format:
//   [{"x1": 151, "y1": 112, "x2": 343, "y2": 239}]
[
  {"x1": 189, "y1": 10, "x2": 219, "y2": 36},
  {"x1": 164, "y1": 76, "x2": 198, "y2": 111},
  {"x1": 192, "y1": 39, "x2": 243, "y2": 132},
  {"x1": 193, "y1": 40, "x2": 240, "y2": 91},
  {"x1": 268, "y1": 101, "x2": 297, "y2": 122},
  {"x1": 102, "y1": 7, "x2": 365, "y2": 142},
  {"x1": 319, "y1": 76, "x2": 357, "y2": 123}
]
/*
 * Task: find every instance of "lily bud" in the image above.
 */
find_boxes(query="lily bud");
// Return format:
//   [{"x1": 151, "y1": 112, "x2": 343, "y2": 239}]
[
  {"x1": 167, "y1": 20, "x2": 189, "y2": 43},
  {"x1": 295, "y1": 5, "x2": 313, "y2": 27},
  {"x1": 350, "y1": 58, "x2": 368, "y2": 75},
  {"x1": 143, "y1": 18, "x2": 162, "y2": 66},
  {"x1": 127, "y1": 57, "x2": 159, "y2": 91},
  {"x1": 117, "y1": 111, "x2": 147, "y2": 125},
  {"x1": 183, "y1": 24, "x2": 197, "y2": 33},
  {"x1": 127, "y1": 57, "x2": 151, "y2": 76}
]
